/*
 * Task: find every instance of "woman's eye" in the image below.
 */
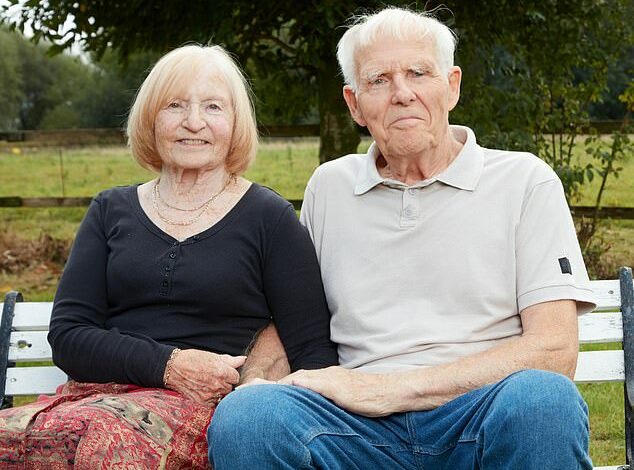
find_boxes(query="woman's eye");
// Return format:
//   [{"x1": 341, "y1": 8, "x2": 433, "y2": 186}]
[
  {"x1": 167, "y1": 102, "x2": 183, "y2": 110},
  {"x1": 205, "y1": 103, "x2": 221, "y2": 112}
]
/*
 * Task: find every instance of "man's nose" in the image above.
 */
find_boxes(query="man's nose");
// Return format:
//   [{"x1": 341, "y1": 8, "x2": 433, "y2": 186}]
[{"x1": 391, "y1": 75, "x2": 416, "y2": 104}]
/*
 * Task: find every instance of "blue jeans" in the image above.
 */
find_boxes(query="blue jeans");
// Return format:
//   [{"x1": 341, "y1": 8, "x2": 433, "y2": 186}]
[{"x1": 208, "y1": 370, "x2": 591, "y2": 469}]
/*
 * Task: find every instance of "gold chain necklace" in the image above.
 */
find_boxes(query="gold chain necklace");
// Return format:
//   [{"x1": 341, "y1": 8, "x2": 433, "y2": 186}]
[
  {"x1": 151, "y1": 174, "x2": 236, "y2": 226},
  {"x1": 155, "y1": 181, "x2": 210, "y2": 212}
]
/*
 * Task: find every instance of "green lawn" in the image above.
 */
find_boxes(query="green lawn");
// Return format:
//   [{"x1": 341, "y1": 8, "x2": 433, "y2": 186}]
[
  {"x1": 0, "y1": 138, "x2": 632, "y2": 465},
  {"x1": 0, "y1": 139, "x2": 325, "y2": 200},
  {"x1": 570, "y1": 136, "x2": 634, "y2": 208}
]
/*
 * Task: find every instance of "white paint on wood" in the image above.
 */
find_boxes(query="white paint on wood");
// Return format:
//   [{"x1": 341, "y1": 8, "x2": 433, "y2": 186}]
[
  {"x1": 12, "y1": 302, "x2": 54, "y2": 330},
  {"x1": 578, "y1": 312, "x2": 623, "y2": 343},
  {"x1": 0, "y1": 302, "x2": 54, "y2": 331},
  {"x1": 8, "y1": 331, "x2": 52, "y2": 362},
  {"x1": 589, "y1": 279, "x2": 621, "y2": 312},
  {"x1": 574, "y1": 350, "x2": 624, "y2": 383},
  {"x1": 5, "y1": 366, "x2": 66, "y2": 396}
]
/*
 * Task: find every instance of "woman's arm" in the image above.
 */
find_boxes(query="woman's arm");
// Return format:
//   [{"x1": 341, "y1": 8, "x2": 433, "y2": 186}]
[
  {"x1": 262, "y1": 205, "x2": 339, "y2": 371},
  {"x1": 49, "y1": 194, "x2": 175, "y2": 387}
]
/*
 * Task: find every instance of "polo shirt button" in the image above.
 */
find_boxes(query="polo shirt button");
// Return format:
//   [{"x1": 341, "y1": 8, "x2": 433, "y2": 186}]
[
  {"x1": 162, "y1": 280, "x2": 169, "y2": 287},
  {"x1": 408, "y1": 188, "x2": 416, "y2": 195},
  {"x1": 169, "y1": 252, "x2": 176, "y2": 259},
  {"x1": 403, "y1": 206, "x2": 414, "y2": 217},
  {"x1": 165, "y1": 266, "x2": 170, "y2": 271}
]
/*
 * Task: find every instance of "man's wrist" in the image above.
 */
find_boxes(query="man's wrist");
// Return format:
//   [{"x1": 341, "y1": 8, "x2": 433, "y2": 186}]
[{"x1": 239, "y1": 366, "x2": 266, "y2": 385}]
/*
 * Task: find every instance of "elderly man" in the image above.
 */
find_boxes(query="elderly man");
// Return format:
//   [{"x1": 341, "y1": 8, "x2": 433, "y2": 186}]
[{"x1": 208, "y1": 7, "x2": 595, "y2": 469}]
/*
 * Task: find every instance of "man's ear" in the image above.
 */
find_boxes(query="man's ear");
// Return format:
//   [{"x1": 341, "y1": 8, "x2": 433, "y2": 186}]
[
  {"x1": 343, "y1": 85, "x2": 367, "y2": 127},
  {"x1": 447, "y1": 66, "x2": 462, "y2": 112}
]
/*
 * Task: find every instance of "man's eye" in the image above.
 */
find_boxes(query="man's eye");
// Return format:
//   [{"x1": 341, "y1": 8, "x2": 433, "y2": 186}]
[{"x1": 370, "y1": 78, "x2": 386, "y2": 86}]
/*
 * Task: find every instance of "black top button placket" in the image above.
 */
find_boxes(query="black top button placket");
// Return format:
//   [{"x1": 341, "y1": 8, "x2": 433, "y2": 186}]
[{"x1": 161, "y1": 244, "x2": 178, "y2": 295}]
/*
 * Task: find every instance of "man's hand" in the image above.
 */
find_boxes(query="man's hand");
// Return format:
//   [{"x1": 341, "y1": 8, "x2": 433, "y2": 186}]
[
  {"x1": 165, "y1": 349, "x2": 246, "y2": 404},
  {"x1": 278, "y1": 366, "x2": 395, "y2": 417}
]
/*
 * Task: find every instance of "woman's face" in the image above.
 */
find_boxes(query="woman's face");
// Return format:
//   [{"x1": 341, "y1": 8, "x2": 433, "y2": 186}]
[{"x1": 154, "y1": 62, "x2": 234, "y2": 173}]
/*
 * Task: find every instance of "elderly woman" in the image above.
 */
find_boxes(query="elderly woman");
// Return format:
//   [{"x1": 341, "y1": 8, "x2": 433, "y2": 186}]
[{"x1": 0, "y1": 44, "x2": 337, "y2": 468}]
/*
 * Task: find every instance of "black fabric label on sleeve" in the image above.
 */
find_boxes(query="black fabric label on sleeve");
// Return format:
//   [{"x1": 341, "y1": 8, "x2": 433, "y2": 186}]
[{"x1": 558, "y1": 257, "x2": 572, "y2": 275}]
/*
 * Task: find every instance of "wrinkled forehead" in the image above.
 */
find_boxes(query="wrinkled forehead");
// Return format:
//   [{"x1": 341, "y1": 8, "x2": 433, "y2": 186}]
[{"x1": 355, "y1": 36, "x2": 438, "y2": 76}]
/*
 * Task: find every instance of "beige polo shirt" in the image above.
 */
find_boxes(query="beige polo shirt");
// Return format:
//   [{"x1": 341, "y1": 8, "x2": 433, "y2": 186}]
[{"x1": 300, "y1": 125, "x2": 595, "y2": 373}]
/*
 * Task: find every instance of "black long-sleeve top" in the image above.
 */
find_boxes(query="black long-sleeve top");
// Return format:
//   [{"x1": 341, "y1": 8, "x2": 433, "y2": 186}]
[{"x1": 49, "y1": 183, "x2": 338, "y2": 388}]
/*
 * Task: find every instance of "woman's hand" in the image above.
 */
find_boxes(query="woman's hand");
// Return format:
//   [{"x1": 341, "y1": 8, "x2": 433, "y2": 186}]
[{"x1": 164, "y1": 349, "x2": 246, "y2": 404}]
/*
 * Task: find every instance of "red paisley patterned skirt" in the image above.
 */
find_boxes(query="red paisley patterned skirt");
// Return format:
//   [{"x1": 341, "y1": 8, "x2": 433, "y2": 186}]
[{"x1": 0, "y1": 381, "x2": 215, "y2": 469}]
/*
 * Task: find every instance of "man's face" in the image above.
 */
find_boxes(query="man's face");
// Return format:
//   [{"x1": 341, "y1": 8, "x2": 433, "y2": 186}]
[{"x1": 343, "y1": 37, "x2": 461, "y2": 159}]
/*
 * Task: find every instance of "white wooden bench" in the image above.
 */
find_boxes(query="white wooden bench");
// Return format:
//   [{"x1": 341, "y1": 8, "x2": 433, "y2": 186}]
[{"x1": 1, "y1": 266, "x2": 633, "y2": 469}]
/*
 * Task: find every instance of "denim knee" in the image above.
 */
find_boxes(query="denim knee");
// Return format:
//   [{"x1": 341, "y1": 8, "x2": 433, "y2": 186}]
[
  {"x1": 488, "y1": 369, "x2": 589, "y2": 438},
  {"x1": 501, "y1": 370, "x2": 586, "y2": 415},
  {"x1": 476, "y1": 370, "x2": 591, "y2": 469},
  {"x1": 208, "y1": 384, "x2": 312, "y2": 469}
]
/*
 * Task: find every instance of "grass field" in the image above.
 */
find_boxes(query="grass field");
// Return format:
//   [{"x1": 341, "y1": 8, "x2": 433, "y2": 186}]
[{"x1": 0, "y1": 138, "x2": 633, "y2": 465}]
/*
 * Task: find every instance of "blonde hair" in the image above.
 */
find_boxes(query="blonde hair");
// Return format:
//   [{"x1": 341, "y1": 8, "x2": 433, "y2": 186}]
[
  {"x1": 337, "y1": 7, "x2": 457, "y2": 90},
  {"x1": 126, "y1": 44, "x2": 258, "y2": 175}
]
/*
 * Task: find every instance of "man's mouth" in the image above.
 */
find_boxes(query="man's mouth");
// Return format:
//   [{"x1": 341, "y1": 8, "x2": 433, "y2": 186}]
[{"x1": 391, "y1": 116, "x2": 422, "y2": 127}]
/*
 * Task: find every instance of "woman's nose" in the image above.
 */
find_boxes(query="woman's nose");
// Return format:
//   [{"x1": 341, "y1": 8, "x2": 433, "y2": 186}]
[{"x1": 182, "y1": 105, "x2": 207, "y2": 130}]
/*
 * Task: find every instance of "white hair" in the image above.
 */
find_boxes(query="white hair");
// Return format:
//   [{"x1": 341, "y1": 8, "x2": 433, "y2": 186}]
[{"x1": 337, "y1": 7, "x2": 457, "y2": 90}]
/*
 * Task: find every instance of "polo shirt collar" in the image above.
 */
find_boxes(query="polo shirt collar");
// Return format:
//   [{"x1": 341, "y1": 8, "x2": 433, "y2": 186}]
[{"x1": 354, "y1": 125, "x2": 484, "y2": 195}]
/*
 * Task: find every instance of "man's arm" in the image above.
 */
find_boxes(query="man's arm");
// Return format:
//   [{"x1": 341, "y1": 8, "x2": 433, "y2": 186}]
[
  {"x1": 239, "y1": 323, "x2": 290, "y2": 385},
  {"x1": 278, "y1": 299, "x2": 578, "y2": 417}
]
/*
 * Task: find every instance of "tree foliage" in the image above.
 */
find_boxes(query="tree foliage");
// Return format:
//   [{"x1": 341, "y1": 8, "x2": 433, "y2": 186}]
[
  {"x1": 0, "y1": 27, "x2": 24, "y2": 130},
  {"x1": 3, "y1": 0, "x2": 385, "y2": 161},
  {"x1": 1, "y1": 0, "x2": 632, "y2": 166},
  {"x1": 0, "y1": 26, "x2": 159, "y2": 130}
]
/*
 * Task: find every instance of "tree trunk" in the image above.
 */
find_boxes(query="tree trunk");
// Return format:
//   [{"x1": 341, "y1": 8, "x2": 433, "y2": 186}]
[{"x1": 317, "y1": 55, "x2": 360, "y2": 164}]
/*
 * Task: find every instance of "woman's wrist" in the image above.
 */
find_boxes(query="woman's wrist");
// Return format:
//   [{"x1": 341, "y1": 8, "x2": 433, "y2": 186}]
[{"x1": 163, "y1": 347, "x2": 181, "y2": 388}]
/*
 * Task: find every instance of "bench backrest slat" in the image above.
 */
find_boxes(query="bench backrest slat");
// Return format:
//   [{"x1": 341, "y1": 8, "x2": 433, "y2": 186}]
[
  {"x1": 578, "y1": 312, "x2": 623, "y2": 344},
  {"x1": 8, "y1": 331, "x2": 52, "y2": 362},
  {"x1": 11, "y1": 302, "x2": 54, "y2": 331},
  {"x1": 575, "y1": 350, "x2": 624, "y2": 383},
  {"x1": 590, "y1": 279, "x2": 621, "y2": 311},
  {"x1": 5, "y1": 366, "x2": 67, "y2": 396}
]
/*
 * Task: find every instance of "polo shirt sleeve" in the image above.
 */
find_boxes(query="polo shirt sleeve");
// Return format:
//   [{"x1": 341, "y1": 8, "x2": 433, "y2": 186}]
[{"x1": 515, "y1": 177, "x2": 596, "y2": 315}]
